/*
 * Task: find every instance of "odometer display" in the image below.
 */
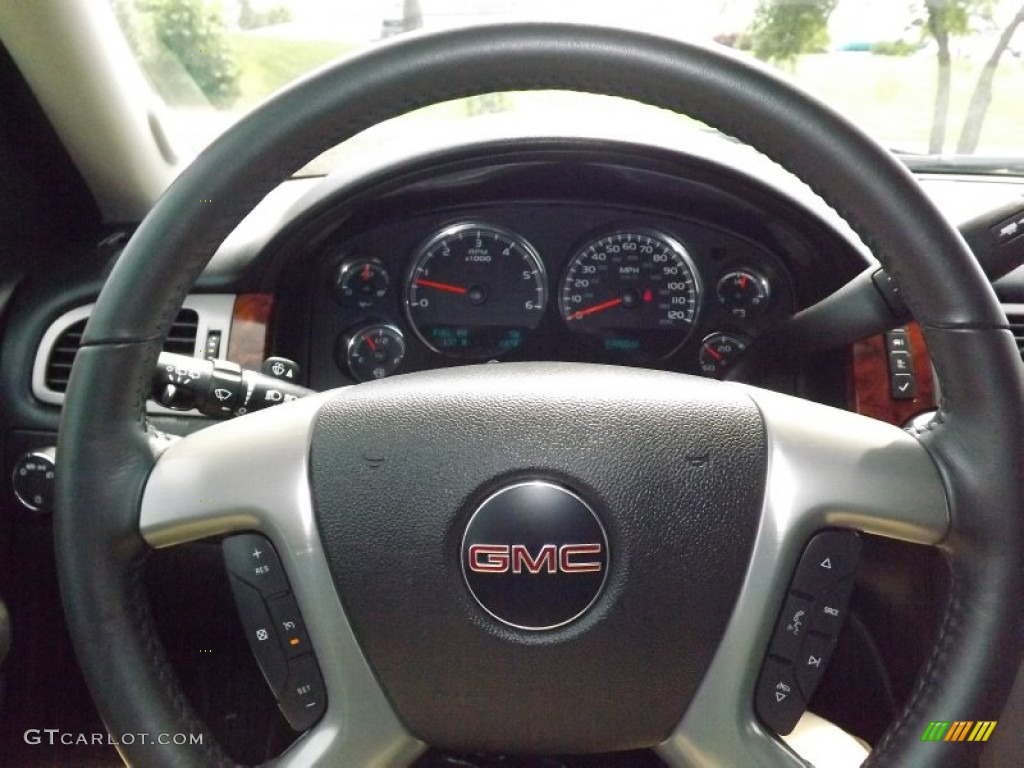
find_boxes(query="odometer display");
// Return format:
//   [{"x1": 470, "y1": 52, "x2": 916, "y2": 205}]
[
  {"x1": 559, "y1": 230, "x2": 702, "y2": 356},
  {"x1": 405, "y1": 223, "x2": 547, "y2": 358}
]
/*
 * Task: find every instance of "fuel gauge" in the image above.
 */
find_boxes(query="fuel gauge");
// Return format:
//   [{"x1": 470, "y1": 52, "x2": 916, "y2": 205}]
[
  {"x1": 698, "y1": 332, "x2": 749, "y2": 378},
  {"x1": 335, "y1": 258, "x2": 390, "y2": 309}
]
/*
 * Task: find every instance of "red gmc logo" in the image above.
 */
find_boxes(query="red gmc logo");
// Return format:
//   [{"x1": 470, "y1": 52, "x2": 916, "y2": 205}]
[{"x1": 467, "y1": 543, "x2": 604, "y2": 574}]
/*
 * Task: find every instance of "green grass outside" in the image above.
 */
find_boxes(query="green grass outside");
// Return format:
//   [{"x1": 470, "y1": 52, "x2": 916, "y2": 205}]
[
  {"x1": 789, "y1": 52, "x2": 1024, "y2": 153},
  {"x1": 227, "y1": 33, "x2": 355, "y2": 108},
  {"x1": 227, "y1": 32, "x2": 503, "y2": 122},
  {"x1": 224, "y1": 33, "x2": 1024, "y2": 156}
]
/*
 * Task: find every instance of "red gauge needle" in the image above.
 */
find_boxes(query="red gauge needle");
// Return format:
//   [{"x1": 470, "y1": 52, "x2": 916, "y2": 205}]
[
  {"x1": 362, "y1": 263, "x2": 371, "y2": 282},
  {"x1": 704, "y1": 345, "x2": 723, "y2": 362},
  {"x1": 570, "y1": 296, "x2": 623, "y2": 320},
  {"x1": 364, "y1": 334, "x2": 378, "y2": 352},
  {"x1": 414, "y1": 278, "x2": 468, "y2": 295},
  {"x1": 739, "y1": 274, "x2": 748, "y2": 290}
]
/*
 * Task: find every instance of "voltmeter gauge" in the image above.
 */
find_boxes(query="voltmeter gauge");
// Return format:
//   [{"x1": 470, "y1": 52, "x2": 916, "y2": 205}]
[
  {"x1": 716, "y1": 269, "x2": 771, "y2": 318},
  {"x1": 343, "y1": 324, "x2": 406, "y2": 382},
  {"x1": 698, "y1": 332, "x2": 749, "y2": 378}
]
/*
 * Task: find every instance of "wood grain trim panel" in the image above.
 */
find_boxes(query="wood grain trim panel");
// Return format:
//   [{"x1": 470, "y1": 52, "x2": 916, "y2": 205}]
[
  {"x1": 851, "y1": 322, "x2": 935, "y2": 426},
  {"x1": 226, "y1": 293, "x2": 273, "y2": 370}
]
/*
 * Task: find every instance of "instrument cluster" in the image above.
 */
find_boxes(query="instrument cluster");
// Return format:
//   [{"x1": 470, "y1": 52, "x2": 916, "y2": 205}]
[{"x1": 311, "y1": 210, "x2": 795, "y2": 387}]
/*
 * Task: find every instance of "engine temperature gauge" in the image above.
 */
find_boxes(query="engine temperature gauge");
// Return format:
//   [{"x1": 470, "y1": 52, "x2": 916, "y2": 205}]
[
  {"x1": 343, "y1": 323, "x2": 406, "y2": 382},
  {"x1": 699, "y1": 332, "x2": 749, "y2": 378},
  {"x1": 716, "y1": 269, "x2": 771, "y2": 318}
]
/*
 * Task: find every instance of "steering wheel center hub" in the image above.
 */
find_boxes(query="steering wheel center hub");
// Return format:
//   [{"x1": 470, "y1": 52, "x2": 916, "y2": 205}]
[
  {"x1": 308, "y1": 363, "x2": 767, "y2": 751},
  {"x1": 461, "y1": 480, "x2": 609, "y2": 630}
]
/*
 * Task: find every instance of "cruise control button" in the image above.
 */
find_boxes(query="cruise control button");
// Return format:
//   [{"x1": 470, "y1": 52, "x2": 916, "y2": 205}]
[
  {"x1": 755, "y1": 658, "x2": 804, "y2": 735},
  {"x1": 223, "y1": 534, "x2": 289, "y2": 598},
  {"x1": 795, "y1": 632, "x2": 834, "y2": 701},
  {"x1": 268, "y1": 593, "x2": 310, "y2": 659},
  {"x1": 792, "y1": 531, "x2": 861, "y2": 595},
  {"x1": 810, "y1": 578, "x2": 855, "y2": 639},
  {"x1": 278, "y1": 655, "x2": 327, "y2": 731},
  {"x1": 769, "y1": 592, "x2": 814, "y2": 662},
  {"x1": 226, "y1": 575, "x2": 288, "y2": 696}
]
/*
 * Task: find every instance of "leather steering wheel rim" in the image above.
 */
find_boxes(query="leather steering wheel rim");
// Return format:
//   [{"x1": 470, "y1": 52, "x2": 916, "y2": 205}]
[{"x1": 55, "y1": 23, "x2": 1023, "y2": 767}]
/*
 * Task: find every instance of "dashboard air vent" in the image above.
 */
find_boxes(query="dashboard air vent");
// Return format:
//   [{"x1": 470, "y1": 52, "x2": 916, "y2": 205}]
[
  {"x1": 44, "y1": 308, "x2": 199, "y2": 393},
  {"x1": 1006, "y1": 307, "x2": 1024, "y2": 361}
]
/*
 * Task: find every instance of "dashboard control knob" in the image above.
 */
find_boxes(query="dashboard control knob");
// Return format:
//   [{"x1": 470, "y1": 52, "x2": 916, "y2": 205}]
[
  {"x1": 343, "y1": 323, "x2": 406, "y2": 382},
  {"x1": 12, "y1": 447, "x2": 56, "y2": 513}
]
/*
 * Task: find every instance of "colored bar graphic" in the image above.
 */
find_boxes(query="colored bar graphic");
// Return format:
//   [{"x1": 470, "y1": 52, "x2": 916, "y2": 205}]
[
  {"x1": 921, "y1": 720, "x2": 996, "y2": 742},
  {"x1": 968, "y1": 722, "x2": 997, "y2": 742},
  {"x1": 944, "y1": 721, "x2": 972, "y2": 741}
]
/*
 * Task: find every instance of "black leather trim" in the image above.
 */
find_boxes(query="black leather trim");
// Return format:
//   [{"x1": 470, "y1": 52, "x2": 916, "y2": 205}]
[
  {"x1": 55, "y1": 23, "x2": 1023, "y2": 767},
  {"x1": 81, "y1": 24, "x2": 1003, "y2": 348},
  {"x1": 864, "y1": 327, "x2": 1024, "y2": 767},
  {"x1": 56, "y1": 344, "x2": 232, "y2": 766}
]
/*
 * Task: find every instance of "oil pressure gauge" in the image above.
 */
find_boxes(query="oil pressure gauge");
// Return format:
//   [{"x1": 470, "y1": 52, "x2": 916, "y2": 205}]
[
  {"x1": 698, "y1": 332, "x2": 749, "y2": 378},
  {"x1": 343, "y1": 323, "x2": 406, "y2": 382}
]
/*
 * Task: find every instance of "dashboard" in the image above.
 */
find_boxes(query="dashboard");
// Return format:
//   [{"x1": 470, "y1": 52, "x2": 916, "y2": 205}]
[
  {"x1": 264, "y1": 140, "x2": 866, "y2": 395},
  {"x1": 319, "y1": 212, "x2": 789, "y2": 381},
  {"x1": 5, "y1": 136, "x2": 926, "y2": 439},
  {"x1": 20, "y1": 135, "x2": 1022, "y2": 441},
  {"x1": 4, "y1": 126, "x2": 1024, "y2": 765},
  {"x1": 4, "y1": 8, "x2": 1024, "y2": 763}
]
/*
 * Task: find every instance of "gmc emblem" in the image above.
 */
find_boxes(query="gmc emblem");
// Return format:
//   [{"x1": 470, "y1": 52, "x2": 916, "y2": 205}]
[
  {"x1": 467, "y1": 543, "x2": 603, "y2": 574},
  {"x1": 461, "y1": 480, "x2": 609, "y2": 629}
]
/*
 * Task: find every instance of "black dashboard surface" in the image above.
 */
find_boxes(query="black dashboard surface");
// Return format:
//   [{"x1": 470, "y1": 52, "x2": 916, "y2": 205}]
[
  {"x1": 1, "y1": 133, "x2": 1013, "y2": 766},
  {"x1": 266, "y1": 141, "x2": 867, "y2": 393}
]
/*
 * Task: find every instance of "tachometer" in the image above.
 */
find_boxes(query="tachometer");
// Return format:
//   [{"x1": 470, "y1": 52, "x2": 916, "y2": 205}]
[
  {"x1": 559, "y1": 230, "x2": 701, "y2": 356},
  {"x1": 405, "y1": 223, "x2": 547, "y2": 358}
]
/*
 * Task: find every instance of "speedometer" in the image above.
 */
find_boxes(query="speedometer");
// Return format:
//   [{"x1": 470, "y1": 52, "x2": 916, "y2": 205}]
[
  {"x1": 559, "y1": 230, "x2": 702, "y2": 356},
  {"x1": 405, "y1": 222, "x2": 547, "y2": 358}
]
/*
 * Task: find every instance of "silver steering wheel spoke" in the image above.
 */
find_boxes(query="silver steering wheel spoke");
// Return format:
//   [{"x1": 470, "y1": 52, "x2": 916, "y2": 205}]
[
  {"x1": 658, "y1": 385, "x2": 948, "y2": 767},
  {"x1": 139, "y1": 395, "x2": 424, "y2": 767}
]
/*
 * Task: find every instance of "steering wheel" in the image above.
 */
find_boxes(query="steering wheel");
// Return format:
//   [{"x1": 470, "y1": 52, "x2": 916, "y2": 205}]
[{"x1": 56, "y1": 23, "x2": 1023, "y2": 767}]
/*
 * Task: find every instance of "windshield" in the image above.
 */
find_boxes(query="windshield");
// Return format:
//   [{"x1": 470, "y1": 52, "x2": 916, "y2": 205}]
[{"x1": 110, "y1": 0, "x2": 1024, "y2": 174}]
